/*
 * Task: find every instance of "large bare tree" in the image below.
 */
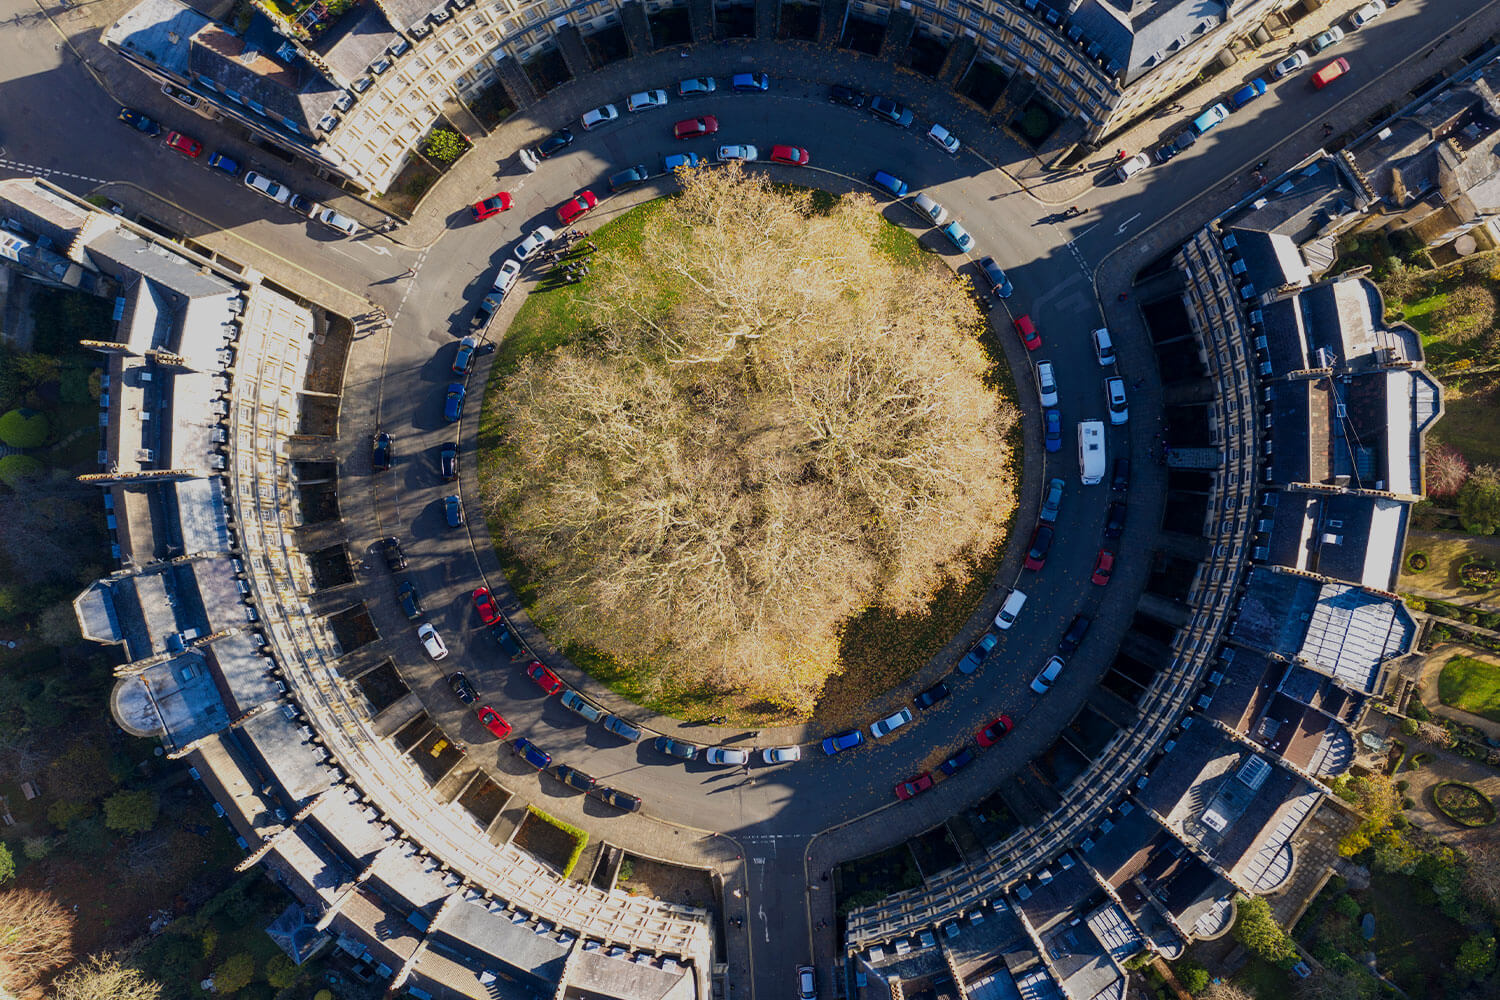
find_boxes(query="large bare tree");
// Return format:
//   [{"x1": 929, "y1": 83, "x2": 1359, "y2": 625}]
[
  {"x1": 0, "y1": 889, "x2": 74, "y2": 996},
  {"x1": 485, "y1": 167, "x2": 1017, "y2": 712},
  {"x1": 47, "y1": 953, "x2": 163, "y2": 1000}
]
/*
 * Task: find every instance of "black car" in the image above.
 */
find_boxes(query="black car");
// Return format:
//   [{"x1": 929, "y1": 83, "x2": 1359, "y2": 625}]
[
  {"x1": 654, "y1": 736, "x2": 700, "y2": 761},
  {"x1": 914, "y1": 680, "x2": 951, "y2": 710},
  {"x1": 608, "y1": 165, "x2": 649, "y2": 192},
  {"x1": 1057, "y1": 614, "x2": 1092, "y2": 654},
  {"x1": 118, "y1": 107, "x2": 162, "y2": 136},
  {"x1": 1112, "y1": 457, "x2": 1130, "y2": 492},
  {"x1": 536, "y1": 128, "x2": 574, "y2": 159},
  {"x1": 397, "y1": 580, "x2": 422, "y2": 620},
  {"x1": 592, "y1": 785, "x2": 642, "y2": 812},
  {"x1": 372, "y1": 432, "x2": 392, "y2": 471},
  {"x1": 496, "y1": 623, "x2": 525, "y2": 658},
  {"x1": 555, "y1": 764, "x2": 597, "y2": 792},
  {"x1": 381, "y1": 536, "x2": 407, "y2": 571},
  {"x1": 447, "y1": 671, "x2": 479, "y2": 704},
  {"x1": 977, "y1": 257, "x2": 1014, "y2": 298},
  {"x1": 1155, "y1": 128, "x2": 1196, "y2": 164},
  {"x1": 830, "y1": 84, "x2": 866, "y2": 108},
  {"x1": 440, "y1": 441, "x2": 457, "y2": 480},
  {"x1": 1104, "y1": 501, "x2": 1127, "y2": 539},
  {"x1": 937, "y1": 747, "x2": 974, "y2": 776}
]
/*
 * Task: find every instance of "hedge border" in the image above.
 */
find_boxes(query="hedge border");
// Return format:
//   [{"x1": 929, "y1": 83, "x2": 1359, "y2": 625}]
[
  {"x1": 525, "y1": 806, "x2": 589, "y2": 877},
  {"x1": 1431, "y1": 781, "x2": 1498, "y2": 828}
]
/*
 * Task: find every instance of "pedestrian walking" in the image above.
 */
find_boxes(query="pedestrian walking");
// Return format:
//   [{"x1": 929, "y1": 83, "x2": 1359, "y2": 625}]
[
  {"x1": 1322, "y1": 122, "x2": 1334, "y2": 137},
  {"x1": 397, "y1": 267, "x2": 415, "y2": 279}
]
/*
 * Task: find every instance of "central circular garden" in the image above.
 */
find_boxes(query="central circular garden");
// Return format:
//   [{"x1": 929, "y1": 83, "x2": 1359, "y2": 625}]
[{"x1": 480, "y1": 168, "x2": 1020, "y2": 720}]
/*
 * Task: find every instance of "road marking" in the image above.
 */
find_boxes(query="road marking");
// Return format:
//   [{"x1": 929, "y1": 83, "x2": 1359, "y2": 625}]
[
  {"x1": 361, "y1": 243, "x2": 391, "y2": 256},
  {"x1": 752, "y1": 857, "x2": 765, "y2": 864},
  {"x1": 1116, "y1": 212, "x2": 1141, "y2": 235},
  {"x1": 0, "y1": 158, "x2": 108, "y2": 184},
  {"x1": 758, "y1": 904, "x2": 770, "y2": 942}
]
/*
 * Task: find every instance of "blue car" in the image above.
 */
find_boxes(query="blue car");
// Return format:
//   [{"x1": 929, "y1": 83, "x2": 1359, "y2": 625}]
[
  {"x1": 821, "y1": 729, "x2": 864, "y2": 755},
  {"x1": 207, "y1": 152, "x2": 240, "y2": 176},
  {"x1": 1229, "y1": 79, "x2": 1267, "y2": 109},
  {"x1": 978, "y1": 257, "x2": 1013, "y2": 298},
  {"x1": 871, "y1": 170, "x2": 908, "y2": 197},
  {"x1": 942, "y1": 221, "x2": 973, "y2": 253},
  {"x1": 1190, "y1": 103, "x2": 1230, "y2": 136},
  {"x1": 731, "y1": 72, "x2": 770, "y2": 92},
  {"x1": 960, "y1": 632, "x2": 997, "y2": 674},
  {"x1": 444, "y1": 495, "x2": 463, "y2": 527},
  {"x1": 1044, "y1": 408, "x2": 1062, "y2": 452},
  {"x1": 444, "y1": 382, "x2": 465, "y2": 422},
  {"x1": 512, "y1": 737, "x2": 552, "y2": 770},
  {"x1": 663, "y1": 152, "x2": 700, "y2": 172},
  {"x1": 938, "y1": 748, "x2": 974, "y2": 776},
  {"x1": 609, "y1": 164, "x2": 650, "y2": 191}
]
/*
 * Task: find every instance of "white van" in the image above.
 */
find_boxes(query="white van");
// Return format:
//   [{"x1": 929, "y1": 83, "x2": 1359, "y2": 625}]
[
  {"x1": 994, "y1": 589, "x2": 1028, "y2": 630},
  {"x1": 1078, "y1": 419, "x2": 1106, "y2": 485}
]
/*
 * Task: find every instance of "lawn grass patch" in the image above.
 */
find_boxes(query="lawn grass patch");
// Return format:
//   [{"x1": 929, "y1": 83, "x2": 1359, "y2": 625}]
[
  {"x1": 1361, "y1": 869, "x2": 1467, "y2": 994},
  {"x1": 1438, "y1": 654, "x2": 1500, "y2": 723},
  {"x1": 872, "y1": 223, "x2": 931, "y2": 269},
  {"x1": 1432, "y1": 781, "x2": 1497, "y2": 827},
  {"x1": 1431, "y1": 383, "x2": 1500, "y2": 470}
]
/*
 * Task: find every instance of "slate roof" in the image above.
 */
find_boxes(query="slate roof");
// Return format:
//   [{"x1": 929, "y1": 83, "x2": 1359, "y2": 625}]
[
  {"x1": 239, "y1": 707, "x2": 335, "y2": 803},
  {"x1": 101, "y1": 0, "x2": 210, "y2": 78},
  {"x1": 313, "y1": 4, "x2": 399, "y2": 86},
  {"x1": 1065, "y1": 0, "x2": 1229, "y2": 85},
  {"x1": 189, "y1": 23, "x2": 341, "y2": 138},
  {"x1": 423, "y1": 896, "x2": 570, "y2": 995},
  {"x1": 1299, "y1": 583, "x2": 1414, "y2": 692}
]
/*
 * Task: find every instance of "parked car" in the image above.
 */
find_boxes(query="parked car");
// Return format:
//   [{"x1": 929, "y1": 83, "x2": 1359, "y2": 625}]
[
  {"x1": 912, "y1": 192, "x2": 948, "y2": 225},
  {"x1": 926, "y1": 124, "x2": 960, "y2": 154},
  {"x1": 1036, "y1": 361, "x2": 1059, "y2": 407},
  {"x1": 678, "y1": 76, "x2": 716, "y2": 96},
  {"x1": 1105, "y1": 376, "x2": 1129, "y2": 424},
  {"x1": 592, "y1": 786, "x2": 642, "y2": 812},
  {"x1": 914, "y1": 681, "x2": 950, "y2": 710},
  {"x1": 381, "y1": 536, "x2": 407, "y2": 570},
  {"x1": 443, "y1": 494, "x2": 463, "y2": 527},
  {"x1": 1312, "y1": 58, "x2": 1351, "y2": 89},
  {"x1": 1031, "y1": 656, "x2": 1065, "y2": 694},
  {"x1": 869, "y1": 96, "x2": 913, "y2": 126},
  {"x1": 472, "y1": 587, "x2": 501, "y2": 625},
  {"x1": 1272, "y1": 50, "x2": 1310, "y2": 79},
  {"x1": 555, "y1": 764, "x2": 597, "y2": 792},
  {"x1": 448, "y1": 672, "x2": 478, "y2": 703},
  {"x1": 471, "y1": 293, "x2": 503, "y2": 330},
  {"x1": 397, "y1": 580, "x2": 422, "y2": 620},
  {"x1": 716, "y1": 144, "x2": 758, "y2": 162},
  {"x1": 418, "y1": 623, "x2": 449, "y2": 660},
  {"x1": 1014, "y1": 314, "x2": 1041, "y2": 351},
  {"x1": 555, "y1": 190, "x2": 598, "y2": 226},
  {"x1": 452, "y1": 336, "x2": 478, "y2": 375},
  {"x1": 894, "y1": 772, "x2": 934, "y2": 800},
  {"x1": 872, "y1": 170, "x2": 908, "y2": 197},
  {"x1": 476, "y1": 705, "x2": 511, "y2": 739},
  {"x1": 492, "y1": 259, "x2": 522, "y2": 297},
  {"x1": 243, "y1": 171, "x2": 291, "y2": 204},
  {"x1": 941, "y1": 220, "x2": 973, "y2": 252},
  {"x1": 674, "y1": 115, "x2": 719, "y2": 139},
  {"x1": 1348, "y1": 0, "x2": 1385, "y2": 28},
  {"x1": 797, "y1": 965, "x2": 817, "y2": 1000},
  {"x1": 316, "y1": 207, "x2": 360, "y2": 235},
  {"x1": 464, "y1": 188, "x2": 512, "y2": 219},
  {"x1": 626, "y1": 89, "x2": 668, "y2": 112},
  {"x1": 1112, "y1": 456, "x2": 1131, "y2": 491},
  {"x1": 655, "y1": 736, "x2": 700, "y2": 761},
  {"x1": 606, "y1": 165, "x2": 649, "y2": 193},
  {"x1": 821, "y1": 729, "x2": 864, "y2": 755},
  {"x1": 770, "y1": 144, "x2": 810, "y2": 166},
  {"x1": 705, "y1": 747, "x2": 750, "y2": 766},
  {"x1": 1092, "y1": 327, "x2": 1116, "y2": 366},
  {"x1": 762, "y1": 745, "x2": 801, "y2": 764},
  {"x1": 444, "y1": 382, "x2": 465, "y2": 422},
  {"x1": 1114, "y1": 152, "x2": 1150, "y2": 182},
  {"x1": 977, "y1": 257, "x2": 1013, "y2": 297},
  {"x1": 976, "y1": 715, "x2": 1013, "y2": 747},
  {"x1": 1310, "y1": 25, "x2": 1345, "y2": 52},
  {"x1": 869, "y1": 707, "x2": 914, "y2": 739},
  {"x1": 1057, "y1": 614, "x2": 1092, "y2": 654},
  {"x1": 731, "y1": 72, "x2": 770, "y2": 91},
  {"x1": 161, "y1": 82, "x2": 199, "y2": 108},
  {"x1": 513, "y1": 737, "x2": 552, "y2": 770},
  {"x1": 1044, "y1": 408, "x2": 1062, "y2": 453},
  {"x1": 372, "y1": 431, "x2": 392, "y2": 470},
  {"x1": 1104, "y1": 501, "x2": 1128, "y2": 539},
  {"x1": 206, "y1": 152, "x2": 240, "y2": 176},
  {"x1": 536, "y1": 128, "x2": 574, "y2": 158},
  {"x1": 514, "y1": 225, "x2": 556, "y2": 261},
  {"x1": 993, "y1": 589, "x2": 1027, "y2": 631},
  {"x1": 938, "y1": 748, "x2": 974, "y2": 776},
  {"x1": 1024, "y1": 524, "x2": 1054, "y2": 571},
  {"x1": 580, "y1": 104, "x2": 619, "y2": 130},
  {"x1": 1039, "y1": 476, "x2": 1064, "y2": 523},
  {"x1": 960, "y1": 632, "x2": 998, "y2": 673},
  {"x1": 165, "y1": 130, "x2": 203, "y2": 158},
  {"x1": 440, "y1": 441, "x2": 458, "y2": 480},
  {"x1": 526, "y1": 659, "x2": 564, "y2": 694},
  {"x1": 1091, "y1": 549, "x2": 1115, "y2": 586},
  {"x1": 603, "y1": 714, "x2": 643, "y2": 742},
  {"x1": 560, "y1": 689, "x2": 606, "y2": 723},
  {"x1": 117, "y1": 107, "x2": 162, "y2": 136},
  {"x1": 830, "y1": 84, "x2": 865, "y2": 107},
  {"x1": 1229, "y1": 79, "x2": 1267, "y2": 109},
  {"x1": 1189, "y1": 103, "x2": 1230, "y2": 136}
]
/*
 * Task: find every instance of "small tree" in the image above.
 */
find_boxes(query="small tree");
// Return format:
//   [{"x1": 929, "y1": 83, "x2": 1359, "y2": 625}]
[
  {"x1": 103, "y1": 790, "x2": 159, "y2": 835},
  {"x1": 1433, "y1": 283, "x2": 1497, "y2": 343},
  {"x1": 265, "y1": 952, "x2": 300, "y2": 989},
  {"x1": 422, "y1": 128, "x2": 468, "y2": 164},
  {"x1": 0, "y1": 844, "x2": 13, "y2": 885},
  {"x1": 1233, "y1": 896, "x2": 1299, "y2": 968},
  {"x1": 1427, "y1": 443, "x2": 1470, "y2": 500},
  {"x1": 211, "y1": 952, "x2": 255, "y2": 995},
  {"x1": 50, "y1": 953, "x2": 164, "y2": 1000},
  {"x1": 0, "y1": 408, "x2": 48, "y2": 448},
  {"x1": 1174, "y1": 958, "x2": 1210, "y2": 994},
  {"x1": 1458, "y1": 465, "x2": 1500, "y2": 535},
  {"x1": 1204, "y1": 985, "x2": 1255, "y2": 1000},
  {"x1": 1457, "y1": 934, "x2": 1496, "y2": 981}
]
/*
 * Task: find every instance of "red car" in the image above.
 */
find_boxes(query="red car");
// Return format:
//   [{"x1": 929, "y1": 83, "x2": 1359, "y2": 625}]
[
  {"x1": 526, "y1": 659, "x2": 564, "y2": 694},
  {"x1": 476, "y1": 705, "x2": 511, "y2": 739},
  {"x1": 1091, "y1": 549, "x2": 1115, "y2": 586},
  {"x1": 1014, "y1": 314, "x2": 1041, "y2": 351},
  {"x1": 895, "y1": 772, "x2": 934, "y2": 801},
  {"x1": 471, "y1": 191, "x2": 513, "y2": 220},
  {"x1": 673, "y1": 115, "x2": 718, "y2": 140},
  {"x1": 769, "y1": 144, "x2": 810, "y2": 166},
  {"x1": 556, "y1": 190, "x2": 598, "y2": 226},
  {"x1": 165, "y1": 130, "x2": 203, "y2": 157},
  {"x1": 1023, "y1": 524, "x2": 1054, "y2": 572},
  {"x1": 472, "y1": 587, "x2": 502, "y2": 626},
  {"x1": 976, "y1": 714, "x2": 1013, "y2": 747}
]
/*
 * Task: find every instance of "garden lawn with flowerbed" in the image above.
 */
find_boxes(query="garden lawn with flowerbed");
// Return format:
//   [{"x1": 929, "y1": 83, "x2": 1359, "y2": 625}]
[{"x1": 1438, "y1": 654, "x2": 1500, "y2": 724}]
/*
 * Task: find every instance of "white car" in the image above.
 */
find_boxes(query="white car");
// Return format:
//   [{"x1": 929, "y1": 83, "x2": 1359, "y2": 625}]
[
  {"x1": 1115, "y1": 152, "x2": 1150, "y2": 182},
  {"x1": 717, "y1": 144, "x2": 758, "y2": 162},
  {"x1": 926, "y1": 123, "x2": 960, "y2": 154},
  {"x1": 869, "y1": 707, "x2": 913, "y2": 739},
  {"x1": 315, "y1": 207, "x2": 360, "y2": 236},
  {"x1": 1348, "y1": 0, "x2": 1385, "y2": 27},
  {"x1": 492, "y1": 258, "x2": 522, "y2": 295},
  {"x1": 761, "y1": 745, "x2": 801, "y2": 764},
  {"x1": 626, "y1": 89, "x2": 668, "y2": 112},
  {"x1": 1105, "y1": 376, "x2": 1129, "y2": 425},
  {"x1": 417, "y1": 623, "x2": 448, "y2": 660},
  {"x1": 1310, "y1": 25, "x2": 1344, "y2": 52},
  {"x1": 243, "y1": 171, "x2": 291, "y2": 204},
  {"x1": 1031, "y1": 655, "x2": 1065, "y2": 694},
  {"x1": 1092, "y1": 327, "x2": 1116, "y2": 366},
  {"x1": 913, "y1": 192, "x2": 948, "y2": 225},
  {"x1": 580, "y1": 104, "x2": 619, "y2": 130},
  {"x1": 1036, "y1": 361, "x2": 1058, "y2": 407},
  {"x1": 705, "y1": 747, "x2": 750, "y2": 766},
  {"x1": 513, "y1": 226, "x2": 556, "y2": 262},
  {"x1": 1272, "y1": 50, "x2": 1310, "y2": 78}
]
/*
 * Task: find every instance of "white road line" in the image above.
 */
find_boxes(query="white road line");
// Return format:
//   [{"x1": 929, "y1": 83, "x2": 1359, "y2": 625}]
[
  {"x1": 1115, "y1": 212, "x2": 1141, "y2": 235},
  {"x1": 0, "y1": 158, "x2": 107, "y2": 184}
]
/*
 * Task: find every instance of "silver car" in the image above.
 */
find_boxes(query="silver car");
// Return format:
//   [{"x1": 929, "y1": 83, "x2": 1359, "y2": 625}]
[
  {"x1": 761, "y1": 746, "x2": 801, "y2": 764},
  {"x1": 514, "y1": 225, "x2": 556, "y2": 262},
  {"x1": 705, "y1": 747, "x2": 750, "y2": 766},
  {"x1": 869, "y1": 707, "x2": 913, "y2": 739}
]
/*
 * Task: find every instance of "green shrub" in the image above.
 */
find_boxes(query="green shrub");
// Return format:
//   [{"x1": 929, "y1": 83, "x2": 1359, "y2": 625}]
[
  {"x1": 0, "y1": 454, "x2": 45, "y2": 489},
  {"x1": 265, "y1": 952, "x2": 299, "y2": 989},
  {"x1": 0, "y1": 408, "x2": 48, "y2": 447},
  {"x1": 1459, "y1": 465, "x2": 1500, "y2": 535},
  {"x1": 212, "y1": 952, "x2": 256, "y2": 995},
  {"x1": 1408, "y1": 700, "x2": 1431, "y2": 722},
  {"x1": 618, "y1": 858, "x2": 633, "y2": 883},
  {"x1": 20, "y1": 836, "x2": 50, "y2": 860},
  {"x1": 0, "y1": 843, "x2": 13, "y2": 884},
  {"x1": 524, "y1": 807, "x2": 589, "y2": 878},
  {"x1": 1457, "y1": 934, "x2": 1497, "y2": 981},
  {"x1": 1395, "y1": 780, "x2": 1410, "y2": 793},
  {"x1": 1401, "y1": 717, "x2": 1419, "y2": 736},
  {"x1": 1018, "y1": 106, "x2": 1050, "y2": 139},
  {"x1": 1234, "y1": 895, "x2": 1299, "y2": 968},
  {"x1": 423, "y1": 128, "x2": 469, "y2": 164},
  {"x1": 103, "y1": 789, "x2": 159, "y2": 834},
  {"x1": 1172, "y1": 959, "x2": 1209, "y2": 994},
  {"x1": 1334, "y1": 894, "x2": 1361, "y2": 919}
]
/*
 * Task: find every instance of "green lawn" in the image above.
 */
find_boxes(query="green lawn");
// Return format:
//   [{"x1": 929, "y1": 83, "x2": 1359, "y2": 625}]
[
  {"x1": 1400, "y1": 288, "x2": 1449, "y2": 346},
  {"x1": 1438, "y1": 654, "x2": 1500, "y2": 723},
  {"x1": 1431, "y1": 384, "x2": 1500, "y2": 470}
]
